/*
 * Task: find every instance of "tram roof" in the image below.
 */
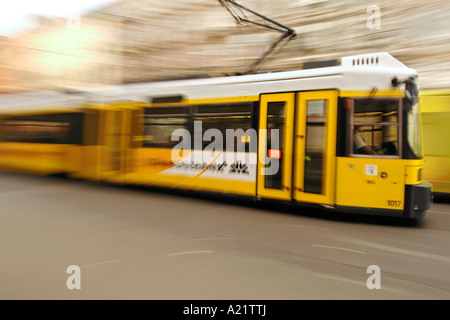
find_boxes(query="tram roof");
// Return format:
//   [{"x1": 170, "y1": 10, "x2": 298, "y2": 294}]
[
  {"x1": 98, "y1": 52, "x2": 417, "y2": 102},
  {"x1": 0, "y1": 52, "x2": 417, "y2": 112},
  {"x1": 0, "y1": 91, "x2": 85, "y2": 114}
]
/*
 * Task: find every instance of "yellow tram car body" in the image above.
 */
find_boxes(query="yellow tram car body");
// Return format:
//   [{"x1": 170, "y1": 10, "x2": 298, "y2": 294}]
[
  {"x1": 419, "y1": 89, "x2": 450, "y2": 196},
  {"x1": 0, "y1": 53, "x2": 432, "y2": 219}
]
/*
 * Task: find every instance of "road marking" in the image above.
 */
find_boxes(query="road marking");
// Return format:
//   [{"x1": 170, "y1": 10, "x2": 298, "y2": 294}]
[
  {"x1": 282, "y1": 224, "x2": 330, "y2": 231},
  {"x1": 192, "y1": 238, "x2": 235, "y2": 241},
  {"x1": 386, "y1": 276, "x2": 450, "y2": 295},
  {"x1": 312, "y1": 244, "x2": 366, "y2": 255},
  {"x1": 366, "y1": 243, "x2": 450, "y2": 262},
  {"x1": 336, "y1": 236, "x2": 450, "y2": 263},
  {"x1": 313, "y1": 273, "x2": 366, "y2": 287},
  {"x1": 80, "y1": 259, "x2": 119, "y2": 269},
  {"x1": 168, "y1": 250, "x2": 213, "y2": 257},
  {"x1": 428, "y1": 210, "x2": 449, "y2": 215},
  {"x1": 371, "y1": 237, "x2": 435, "y2": 249}
]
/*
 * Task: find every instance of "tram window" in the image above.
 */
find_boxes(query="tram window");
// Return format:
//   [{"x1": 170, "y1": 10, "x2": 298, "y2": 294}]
[
  {"x1": 264, "y1": 101, "x2": 285, "y2": 190},
  {"x1": 143, "y1": 106, "x2": 189, "y2": 148},
  {"x1": 0, "y1": 119, "x2": 6, "y2": 141},
  {"x1": 350, "y1": 98, "x2": 400, "y2": 156},
  {"x1": 0, "y1": 113, "x2": 84, "y2": 145},
  {"x1": 193, "y1": 103, "x2": 253, "y2": 151},
  {"x1": 82, "y1": 109, "x2": 100, "y2": 146},
  {"x1": 304, "y1": 99, "x2": 327, "y2": 194}
]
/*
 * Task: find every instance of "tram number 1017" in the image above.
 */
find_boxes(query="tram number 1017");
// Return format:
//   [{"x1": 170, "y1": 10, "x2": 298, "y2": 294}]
[{"x1": 387, "y1": 200, "x2": 402, "y2": 207}]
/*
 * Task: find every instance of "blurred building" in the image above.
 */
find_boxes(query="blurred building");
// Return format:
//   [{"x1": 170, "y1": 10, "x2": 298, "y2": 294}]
[
  {"x1": 1, "y1": 0, "x2": 450, "y2": 93},
  {"x1": 0, "y1": 13, "x2": 123, "y2": 93}
]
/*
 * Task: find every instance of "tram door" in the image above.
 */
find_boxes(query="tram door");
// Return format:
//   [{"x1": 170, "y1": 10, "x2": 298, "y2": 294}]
[
  {"x1": 257, "y1": 93, "x2": 295, "y2": 200},
  {"x1": 257, "y1": 91, "x2": 337, "y2": 205},
  {"x1": 293, "y1": 90, "x2": 337, "y2": 205},
  {"x1": 103, "y1": 106, "x2": 129, "y2": 177}
]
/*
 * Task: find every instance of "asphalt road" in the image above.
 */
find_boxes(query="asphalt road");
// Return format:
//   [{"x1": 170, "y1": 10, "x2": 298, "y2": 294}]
[{"x1": 0, "y1": 170, "x2": 449, "y2": 300}]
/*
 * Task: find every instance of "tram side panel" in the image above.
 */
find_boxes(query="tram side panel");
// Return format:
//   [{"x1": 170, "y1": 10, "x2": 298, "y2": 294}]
[
  {"x1": 0, "y1": 111, "x2": 84, "y2": 176},
  {"x1": 139, "y1": 100, "x2": 257, "y2": 196},
  {"x1": 96, "y1": 100, "x2": 259, "y2": 196},
  {"x1": 420, "y1": 91, "x2": 450, "y2": 195},
  {"x1": 68, "y1": 106, "x2": 105, "y2": 181}
]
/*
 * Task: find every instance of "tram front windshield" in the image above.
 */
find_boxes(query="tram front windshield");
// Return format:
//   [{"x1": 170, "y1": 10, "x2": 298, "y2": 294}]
[
  {"x1": 350, "y1": 79, "x2": 423, "y2": 159},
  {"x1": 404, "y1": 79, "x2": 423, "y2": 159}
]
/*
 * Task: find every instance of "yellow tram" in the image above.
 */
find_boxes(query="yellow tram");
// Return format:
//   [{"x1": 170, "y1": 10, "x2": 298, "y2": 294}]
[
  {"x1": 420, "y1": 89, "x2": 450, "y2": 196},
  {"x1": 0, "y1": 52, "x2": 433, "y2": 219}
]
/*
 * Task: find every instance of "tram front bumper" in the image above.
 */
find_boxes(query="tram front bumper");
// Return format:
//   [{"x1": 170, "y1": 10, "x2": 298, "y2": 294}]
[{"x1": 404, "y1": 181, "x2": 433, "y2": 218}]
